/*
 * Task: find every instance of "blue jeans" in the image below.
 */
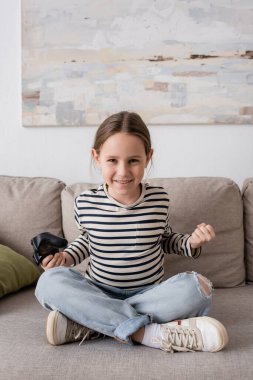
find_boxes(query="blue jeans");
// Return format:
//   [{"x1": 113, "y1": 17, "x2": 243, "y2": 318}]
[{"x1": 35, "y1": 267, "x2": 212, "y2": 343}]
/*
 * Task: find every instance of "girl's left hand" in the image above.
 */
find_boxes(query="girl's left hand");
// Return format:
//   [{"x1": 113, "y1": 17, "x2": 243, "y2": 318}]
[{"x1": 189, "y1": 223, "x2": 215, "y2": 249}]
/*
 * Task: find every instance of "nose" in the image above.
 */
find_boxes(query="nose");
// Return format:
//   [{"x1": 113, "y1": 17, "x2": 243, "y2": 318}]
[{"x1": 117, "y1": 161, "x2": 128, "y2": 176}]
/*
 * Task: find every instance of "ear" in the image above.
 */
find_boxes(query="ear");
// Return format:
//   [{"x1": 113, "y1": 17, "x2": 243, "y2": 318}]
[
  {"x1": 145, "y1": 149, "x2": 154, "y2": 167},
  {"x1": 91, "y1": 149, "x2": 100, "y2": 166}
]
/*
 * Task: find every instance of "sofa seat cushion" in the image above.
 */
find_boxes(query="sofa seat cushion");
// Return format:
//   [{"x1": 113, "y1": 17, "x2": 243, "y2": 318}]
[
  {"x1": 0, "y1": 245, "x2": 40, "y2": 298},
  {"x1": 61, "y1": 177, "x2": 245, "y2": 288},
  {"x1": 0, "y1": 286, "x2": 252, "y2": 379},
  {"x1": 0, "y1": 176, "x2": 66, "y2": 262}
]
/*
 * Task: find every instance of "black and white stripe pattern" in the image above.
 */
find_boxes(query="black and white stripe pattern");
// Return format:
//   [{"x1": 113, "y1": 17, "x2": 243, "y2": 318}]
[{"x1": 64, "y1": 183, "x2": 201, "y2": 289}]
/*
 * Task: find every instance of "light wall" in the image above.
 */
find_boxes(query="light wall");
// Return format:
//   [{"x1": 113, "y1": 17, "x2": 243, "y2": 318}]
[{"x1": 1, "y1": 1, "x2": 253, "y2": 187}]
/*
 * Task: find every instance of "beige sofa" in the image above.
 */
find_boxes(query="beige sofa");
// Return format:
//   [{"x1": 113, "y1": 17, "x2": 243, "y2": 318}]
[{"x1": 0, "y1": 175, "x2": 253, "y2": 380}]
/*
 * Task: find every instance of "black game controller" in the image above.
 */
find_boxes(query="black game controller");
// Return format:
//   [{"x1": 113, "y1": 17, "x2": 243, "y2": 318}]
[{"x1": 31, "y1": 232, "x2": 68, "y2": 265}]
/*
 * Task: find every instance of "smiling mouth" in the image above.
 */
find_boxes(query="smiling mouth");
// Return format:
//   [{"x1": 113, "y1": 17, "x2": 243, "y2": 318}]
[{"x1": 114, "y1": 179, "x2": 133, "y2": 184}]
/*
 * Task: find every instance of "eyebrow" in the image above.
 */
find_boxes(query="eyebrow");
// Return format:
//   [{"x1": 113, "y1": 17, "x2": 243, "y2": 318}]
[{"x1": 105, "y1": 155, "x2": 142, "y2": 159}]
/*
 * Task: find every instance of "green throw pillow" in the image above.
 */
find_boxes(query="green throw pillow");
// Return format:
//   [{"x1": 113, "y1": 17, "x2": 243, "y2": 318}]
[{"x1": 0, "y1": 244, "x2": 40, "y2": 298}]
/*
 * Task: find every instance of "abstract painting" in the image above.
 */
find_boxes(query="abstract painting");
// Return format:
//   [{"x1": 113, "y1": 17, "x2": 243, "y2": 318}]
[{"x1": 22, "y1": 0, "x2": 253, "y2": 126}]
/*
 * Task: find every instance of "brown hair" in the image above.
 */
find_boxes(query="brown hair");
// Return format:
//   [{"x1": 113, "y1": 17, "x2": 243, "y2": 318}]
[{"x1": 93, "y1": 111, "x2": 152, "y2": 156}]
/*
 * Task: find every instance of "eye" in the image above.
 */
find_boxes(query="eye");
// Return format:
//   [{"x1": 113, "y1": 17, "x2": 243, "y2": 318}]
[
  {"x1": 107, "y1": 158, "x2": 117, "y2": 163},
  {"x1": 129, "y1": 159, "x2": 139, "y2": 164}
]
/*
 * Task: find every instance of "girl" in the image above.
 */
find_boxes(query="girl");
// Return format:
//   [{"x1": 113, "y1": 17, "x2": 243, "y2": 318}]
[{"x1": 35, "y1": 111, "x2": 228, "y2": 353}]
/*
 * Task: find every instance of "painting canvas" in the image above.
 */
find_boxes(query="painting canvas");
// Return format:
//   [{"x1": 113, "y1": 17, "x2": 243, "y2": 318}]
[{"x1": 22, "y1": 0, "x2": 253, "y2": 126}]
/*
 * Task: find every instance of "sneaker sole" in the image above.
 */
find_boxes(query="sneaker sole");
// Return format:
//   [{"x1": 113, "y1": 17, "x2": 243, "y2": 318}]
[
  {"x1": 200, "y1": 316, "x2": 229, "y2": 352},
  {"x1": 46, "y1": 310, "x2": 61, "y2": 346}
]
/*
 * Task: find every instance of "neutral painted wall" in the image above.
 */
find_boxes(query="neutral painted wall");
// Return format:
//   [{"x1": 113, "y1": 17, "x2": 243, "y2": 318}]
[{"x1": 1, "y1": 1, "x2": 253, "y2": 187}]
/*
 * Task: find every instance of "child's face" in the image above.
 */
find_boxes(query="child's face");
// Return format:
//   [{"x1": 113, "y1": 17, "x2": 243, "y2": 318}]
[{"x1": 92, "y1": 132, "x2": 153, "y2": 204}]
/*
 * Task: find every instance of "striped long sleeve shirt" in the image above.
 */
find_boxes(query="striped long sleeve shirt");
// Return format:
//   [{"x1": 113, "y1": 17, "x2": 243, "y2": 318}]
[{"x1": 64, "y1": 183, "x2": 201, "y2": 289}]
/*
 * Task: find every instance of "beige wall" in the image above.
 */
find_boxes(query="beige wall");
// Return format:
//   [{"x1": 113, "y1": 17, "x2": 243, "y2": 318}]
[{"x1": 1, "y1": 1, "x2": 253, "y2": 187}]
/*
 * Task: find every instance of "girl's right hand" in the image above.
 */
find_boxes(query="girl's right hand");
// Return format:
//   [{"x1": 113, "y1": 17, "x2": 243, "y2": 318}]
[{"x1": 41, "y1": 251, "x2": 66, "y2": 271}]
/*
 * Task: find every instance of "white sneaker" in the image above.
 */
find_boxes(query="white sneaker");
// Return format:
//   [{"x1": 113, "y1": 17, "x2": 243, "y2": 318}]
[
  {"x1": 158, "y1": 316, "x2": 228, "y2": 353},
  {"x1": 46, "y1": 311, "x2": 103, "y2": 346}
]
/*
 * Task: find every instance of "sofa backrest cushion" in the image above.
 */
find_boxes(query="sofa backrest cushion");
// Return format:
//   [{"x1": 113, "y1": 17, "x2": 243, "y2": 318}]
[
  {"x1": 61, "y1": 177, "x2": 245, "y2": 288},
  {"x1": 242, "y1": 178, "x2": 253, "y2": 283},
  {"x1": 61, "y1": 183, "x2": 97, "y2": 244},
  {"x1": 0, "y1": 176, "x2": 65, "y2": 262},
  {"x1": 148, "y1": 178, "x2": 245, "y2": 288}
]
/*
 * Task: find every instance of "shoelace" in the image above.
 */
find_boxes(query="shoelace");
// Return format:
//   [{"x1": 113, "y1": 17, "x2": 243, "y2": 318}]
[
  {"x1": 153, "y1": 327, "x2": 199, "y2": 353},
  {"x1": 79, "y1": 331, "x2": 103, "y2": 346},
  {"x1": 66, "y1": 320, "x2": 102, "y2": 346}
]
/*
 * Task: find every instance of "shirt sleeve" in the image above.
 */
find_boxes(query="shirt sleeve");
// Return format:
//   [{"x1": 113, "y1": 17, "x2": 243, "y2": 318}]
[
  {"x1": 63, "y1": 196, "x2": 90, "y2": 265},
  {"x1": 161, "y1": 210, "x2": 201, "y2": 259}
]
